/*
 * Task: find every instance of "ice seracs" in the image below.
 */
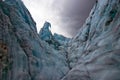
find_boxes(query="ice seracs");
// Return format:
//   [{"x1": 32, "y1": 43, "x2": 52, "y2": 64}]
[{"x1": 1, "y1": 0, "x2": 120, "y2": 80}]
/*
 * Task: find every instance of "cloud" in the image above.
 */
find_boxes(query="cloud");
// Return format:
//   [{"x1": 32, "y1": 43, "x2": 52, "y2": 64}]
[
  {"x1": 54, "y1": 0, "x2": 96, "y2": 36},
  {"x1": 23, "y1": 0, "x2": 96, "y2": 37}
]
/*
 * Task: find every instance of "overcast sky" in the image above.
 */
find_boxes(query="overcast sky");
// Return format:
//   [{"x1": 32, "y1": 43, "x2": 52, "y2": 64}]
[{"x1": 22, "y1": 0, "x2": 96, "y2": 37}]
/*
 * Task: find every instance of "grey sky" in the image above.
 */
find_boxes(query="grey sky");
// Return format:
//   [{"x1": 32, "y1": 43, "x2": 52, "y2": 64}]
[{"x1": 23, "y1": 0, "x2": 96, "y2": 37}]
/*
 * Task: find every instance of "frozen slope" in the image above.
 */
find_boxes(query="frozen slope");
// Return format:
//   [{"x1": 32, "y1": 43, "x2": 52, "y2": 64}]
[
  {"x1": 0, "y1": 0, "x2": 120, "y2": 80},
  {"x1": 0, "y1": 0, "x2": 69, "y2": 80},
  {"x1": 62, "y1": 0, "x2": 120, "y2": 80}
]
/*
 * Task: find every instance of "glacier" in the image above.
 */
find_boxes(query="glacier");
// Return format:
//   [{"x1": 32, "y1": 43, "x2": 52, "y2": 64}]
[{"x1": 0, "y1": 0, "x2": 120, "y2": 80}]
